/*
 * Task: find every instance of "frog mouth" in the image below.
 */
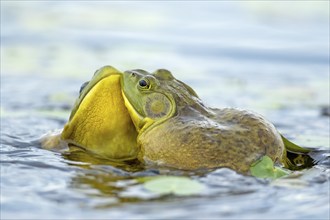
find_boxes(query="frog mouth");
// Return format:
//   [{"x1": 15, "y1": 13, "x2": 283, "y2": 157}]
[{"x1": 61, "y1": 66, "x2": 139, "y2": 161}]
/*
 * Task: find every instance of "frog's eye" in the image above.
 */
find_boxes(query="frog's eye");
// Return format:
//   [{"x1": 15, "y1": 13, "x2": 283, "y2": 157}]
[
  {"x1": 79, "y1": 81, "x2": 89, "y2": 94},
  {"x1": 138, "y1": 79, "x2": 150, "y2": 89}
]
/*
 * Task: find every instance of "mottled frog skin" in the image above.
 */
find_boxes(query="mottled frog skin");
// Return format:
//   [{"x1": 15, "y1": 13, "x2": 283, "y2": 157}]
[
  {"x1": 121, "y1": 68, "x2": 285, "y2": 173},
  {"x1": 46, "y1": 66, "x2": 313, "y2": 174}
]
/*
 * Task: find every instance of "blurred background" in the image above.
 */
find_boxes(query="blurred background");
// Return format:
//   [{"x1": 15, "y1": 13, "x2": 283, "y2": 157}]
[
  {"x1": 1, "y1": 1, "x2": 329, "y2": 219},
  {"x1": 1, "y1": 1, "x2": 329, "y2": 110}
]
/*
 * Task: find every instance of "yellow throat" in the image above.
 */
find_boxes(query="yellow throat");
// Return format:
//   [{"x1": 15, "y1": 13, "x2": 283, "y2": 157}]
[{"x1": 61, "y1": 74, "x2": 138, "y2": 160}]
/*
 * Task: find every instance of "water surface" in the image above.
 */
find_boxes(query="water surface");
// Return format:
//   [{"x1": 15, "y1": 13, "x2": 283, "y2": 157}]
[{"x1": 1, "y1": 2, "x2": 329, "y2": 219}]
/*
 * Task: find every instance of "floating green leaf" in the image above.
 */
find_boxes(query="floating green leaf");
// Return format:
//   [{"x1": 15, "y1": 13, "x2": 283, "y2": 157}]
[
  {"x1": 250, "y1": 156, "x2": 290, "y2": 179},
  {"x1": 143, "y1": 176, "x2": 204, "y2": 196}
]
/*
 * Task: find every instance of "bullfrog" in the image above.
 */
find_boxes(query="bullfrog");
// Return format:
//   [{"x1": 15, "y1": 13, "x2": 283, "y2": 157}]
[{"x1": 43, "y1": 66, "x2": 314, "y2": 174}]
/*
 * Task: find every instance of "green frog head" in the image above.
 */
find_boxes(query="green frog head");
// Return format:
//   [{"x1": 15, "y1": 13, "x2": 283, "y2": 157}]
[{"x1": 120, "y1": 68, "x2": 206, "y2": 133}]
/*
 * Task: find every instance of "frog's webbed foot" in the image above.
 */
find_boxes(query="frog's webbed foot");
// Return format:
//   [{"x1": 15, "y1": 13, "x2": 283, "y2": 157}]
[{"x1": 281, "y1": 135, "x2": 321, "y2": 170}]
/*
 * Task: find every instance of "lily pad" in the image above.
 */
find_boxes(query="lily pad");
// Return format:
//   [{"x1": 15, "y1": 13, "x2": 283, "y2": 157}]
[
  {"x1": 250, "y1": 156, "x2": 290, "y2": 179},
  {"x1": 143, "y1": 176, "x2": 204, "y2": 196}
]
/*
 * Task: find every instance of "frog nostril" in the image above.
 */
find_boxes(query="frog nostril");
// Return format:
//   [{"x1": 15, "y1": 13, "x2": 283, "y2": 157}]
[
  {"x1": 131, "y1": 72, "x2": 136, "y2": 77},
  {"x1": 79, "y1": 81, "x2": 89, "y2": 94}
]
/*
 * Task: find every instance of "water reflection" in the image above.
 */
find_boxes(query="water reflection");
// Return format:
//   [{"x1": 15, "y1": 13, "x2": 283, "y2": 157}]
[
  {"x1": 1, "y1": 1, "x2": 329, "y2": 219},
  {"x1": 1, "y1": 114, "x2": 329, "y2": 218}
]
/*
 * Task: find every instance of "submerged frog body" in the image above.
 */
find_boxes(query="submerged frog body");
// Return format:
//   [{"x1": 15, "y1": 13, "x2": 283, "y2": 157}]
[
  {"x1": 45, "y1": 66, "x2": 313, "y2": 174},
  {"x1": 121, "y1": 68, "x2": 287, "y2": 173},
  {"x1": 136, "y1": 108, "x2": 284, "y2": 173}
]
